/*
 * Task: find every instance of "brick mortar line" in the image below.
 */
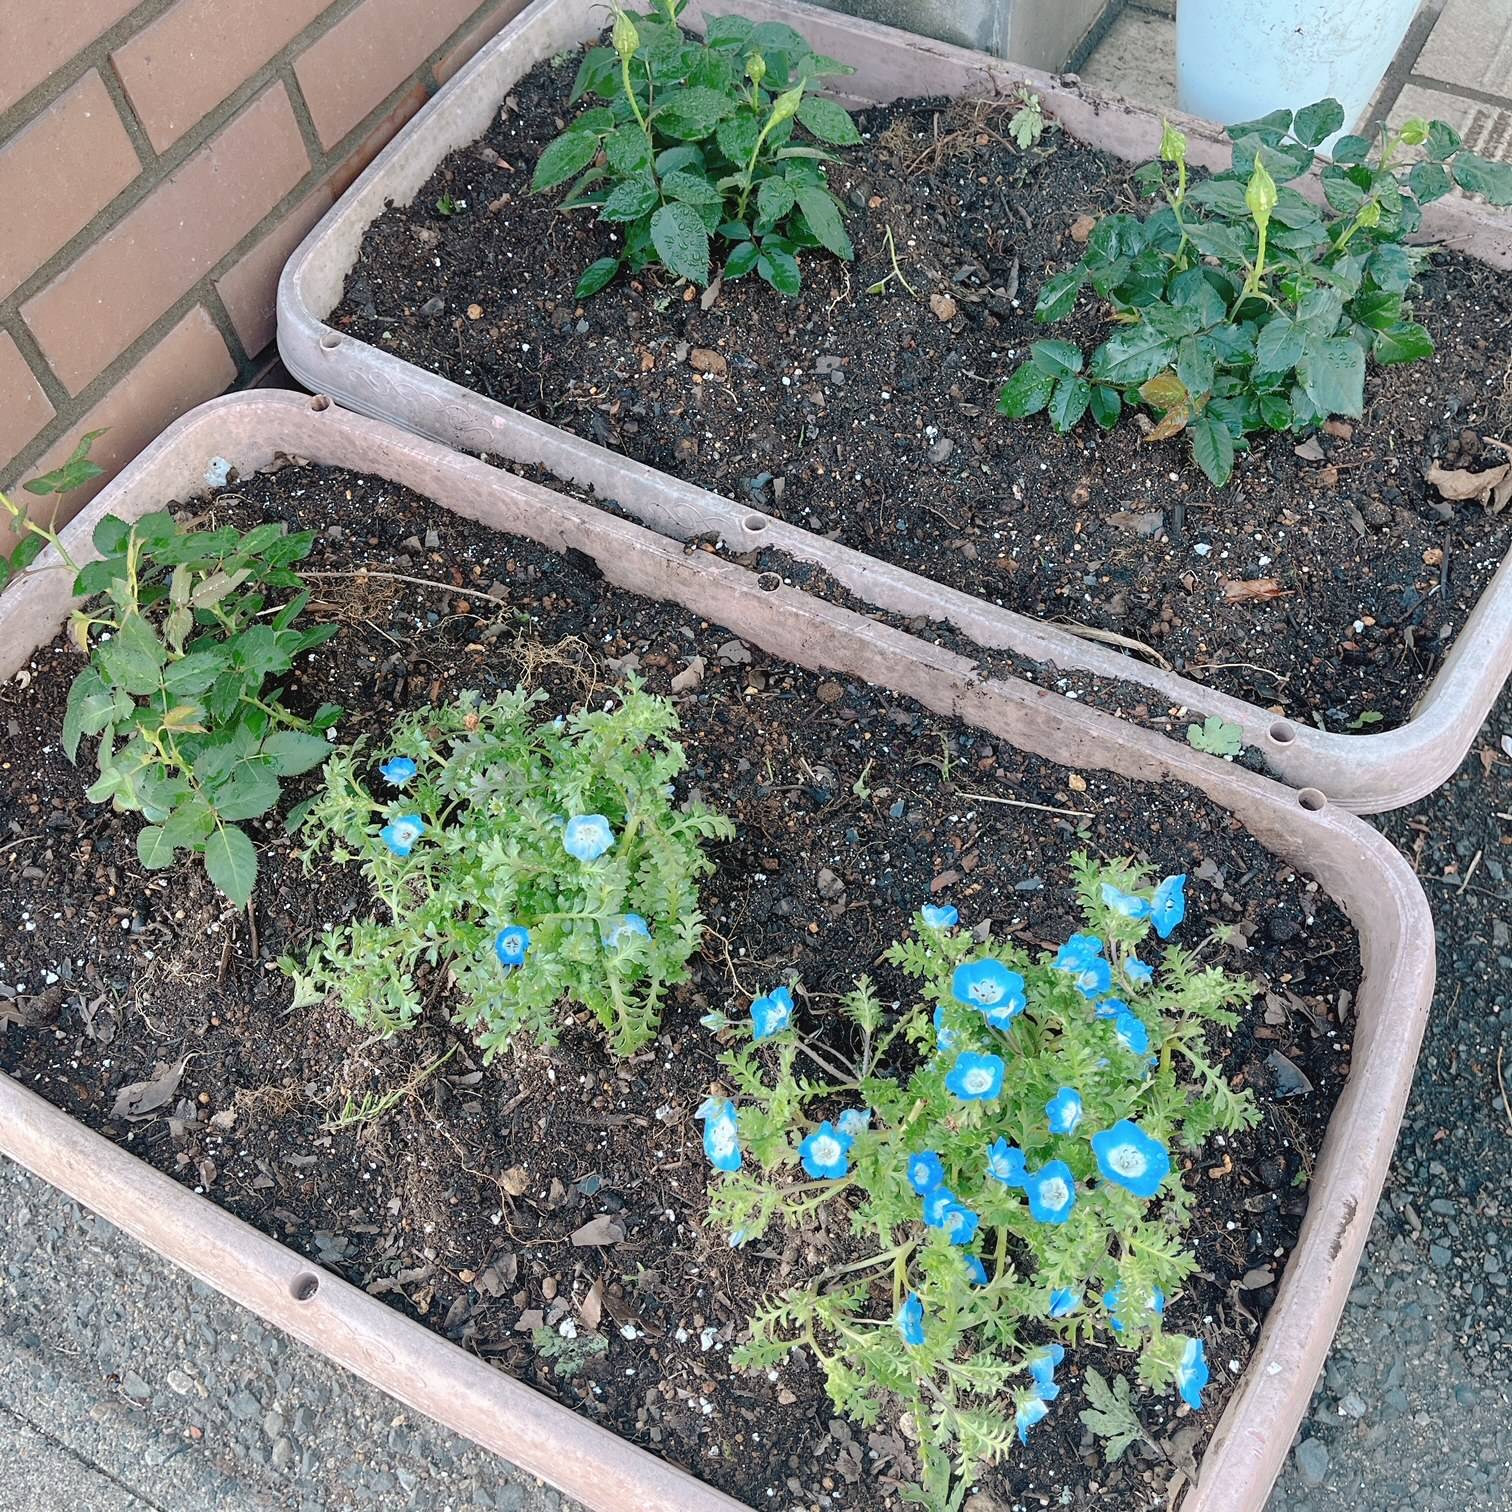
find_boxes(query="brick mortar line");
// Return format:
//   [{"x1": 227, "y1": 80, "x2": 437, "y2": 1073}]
[
  {"x1": 0, "y1": 1394, "x2": 170, "y2": 1512},
  {"x1": 1, "y1": 0, "x2": 510, "y2": 485},
  {"x1": 1358, "y1": 0, "x2": 1446, "y2": 140},
  {"x1": 1407, "y1": 74, "x2": 1512, "y2": 115},
  {"x1": 0, "y1": 0, "x2": 177, "y2": 145},
  {"x1": 0, "y1": 0, "x2": 374, "y2": 328},
  {"x1": 96, "y1": 49, "x2": 163, "y2": 172}
]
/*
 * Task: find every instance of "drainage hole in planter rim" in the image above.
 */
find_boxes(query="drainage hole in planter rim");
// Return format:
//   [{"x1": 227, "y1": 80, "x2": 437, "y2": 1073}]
[
  {"x1": 743, "y1": 513, "x2": 768, "y2": 534},
  {"x1": 1267, "y1": 720, "x2": 1297, "y2": 746},
  {"x1": 309, "y1": 395, "x2": 331, "y2": 413},
  {"x1": 319, "y1": 331, "x2": 342, "y2": 351},
  {"x1": 756, "y1": 571, "x2": 782, "y2": 592},
  {"x1": 1298, "y1": 788, "x2": 1327, "y2": 812},
  {"x1": 290, "y1": 1272, "x2": 320, "y2": 1302}
]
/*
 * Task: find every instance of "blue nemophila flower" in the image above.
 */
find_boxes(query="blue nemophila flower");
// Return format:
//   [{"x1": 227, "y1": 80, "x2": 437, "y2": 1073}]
[
  {"x1": 1023, "y1": 1160, "x2": 1077, "y2": 1224},
  {"x1": 1102, "y1": 882, "x2": 1151, "y2": 920},
  {"x1": 1095, "y1": 994, "x2": 1127, "y2": 1021},
  {"x1": 1103, "y1": 1282, "x2": 1166, "y2": 1333},
  {"x1": 1048, "y1": 1287, "x2": 1081, "y2": 1319},
  {"x1": 896, "y1": 1294, "x2": 925, "y2": 1347},
  {"x1": 1053, "y1": 933, "x2": 1104, "y2": 972},
  {"x1": 837, "y1": 1107, "x2": 872, "y2": 1137},
  {"x1": 1113, "y1": 1008, "x2": 1151, "y2": 1058},
  {"x1": 921, "y1": 903, "x2": 959, "y2": 929},
  {"x1": 1028, "y1": 1343, "x2": 1065, "y2": 1401},
  {"x1": 379, "y1": 814, "x2": 425, "y2": 857},
  {"x1": 907, "y1": 1150, "x2": 945, "y2": 1194},
  {"x1": 945, "y1": 1051, "x2": 1004, "y2": 1102},
  {"x1": 750, "y1": 985, "x2": 795, "y2": 1041},
  {"x1": 494, "y1": 924, "x2": 531, "y2": 968},
  {"x1": 932, "y1": 1004, "x2": 957, "y2": 1053},
  {"x1": 1175, "y1": 1336, "x2": 1209, "y2": 1410},
  {"x1": 379, "y1": 755, "x2": 418, "y2": 787},
  {"x1": 963, "y1": 1254, "x2": 989, "y2": 1285},
  {"x1": 696, "y1": 1097, "x2": 742, "y2": 1173},
  {"x1": 728, "y1": 1228, "x2": 749, "y2": 1249},
  {"x1": 604, "y1": 912, "x2": 650, "y2": 949},
  {"x1": 1015, "y1": 1394, "x2": 1049, "y2": 1444},
  {"x1": 563, "y1": 814, "x2": 614, "y2": 861},
  {"x1": 941, "y1": 1202, "x2": 980, "y2": 1246},
  {"x1": 950, "y1": 959, "x2": 1026, "y2": 1020},
  {"x1": 1152, "y1": 873, "x2": 1187, "y2": 939},
  {"x1": 1092, "y1": 1118, "x2": 1171, "y2": 1199},
  {"x1": 1125, "y1": 956, "x2": 1154, "y2": 987},
  {"x1": 986, "y1": 1137, "x2": 1027, "y2": 1187},
  {"x1": 1045, "y1": 1086, "x2": 1083, "y2": 1135},
  {"x1": 922, "y1": 1186, "x2": 961, "y2": 1229},
  {"x1": 799, "y1": 1120, "x2": 853, "y2": 1180}
]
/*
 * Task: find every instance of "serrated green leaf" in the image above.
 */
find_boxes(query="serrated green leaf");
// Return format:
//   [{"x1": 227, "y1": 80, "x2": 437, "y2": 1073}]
[
  {"x1": 263, "y1": 730, "x2": 333, "y2": 777},
  {"x1": 793, "y1": 185, "x2": 852, "y2": 260},
  {"x1": 205, "y1": 825, "x2": 257, "y2": 907},
  {"x1": 1372, "y1": 320, "x2": 1434, "y2": 365},
  {"x1": 1048, "y1": 376, "x2": 1092, "y2": 433},
  {"x1": 1187, "y1": 713, "x2": 1245, "y2": 756},
  {"x1": 725, "y1": 240, "x2": 760, "y2": 278},
  {"x1": 1408, "y1": 160, "x2": 1451, "y2": 204},
  {"x1": 532, "y1": 130, "x2": 599, "y2": 193},
  {"x1": 1452, "y1": 151, "x2": 1512, "y2": 205},
  {"x1": 1089, "y1": 385, "x2": 1122, "y2": 430},
  {"x1": 605, "y1": 124, "x2": 653, "y2": 176},
  {"x1": 137, "y1": 825, "x2": 176, "y2": 870},
  {"x1": 662, "y1": 168, "x2": 722, "y2": 207},
  {"x1": 1189, "y1": 413, "x2": 1235, "y2": 487},
  {"x1": 1330, "y1": 133, "x2": 1371, "y2": 164},
  {"x1": 996, "y1": 362, "x2": 1056, "y2": 419},
  {"x1": 757, "y1": 175, "x2": 795, "y2": 223},
  {"x1": 575, "y1": 257, "x2": 621, "y2": 299},
  {"x1": 1090, "y1": 325, "x2": 1176, "y2": 385},
  {"x1": 1293, "y1": 98, "x2": 1344, "y2": 148},
  {"x1": 652, "y1": 86, "x2": 733, "y2": 141},
  {"x1": 796, "y1": 96, "x2": 859, "y2": 146},
  {"x1": 1254, "y1": 313, "x2": 1304, "y2": 374},
  {"x1": 1027, "y1": 339, "x2": 1083, "y2": 377},
  {"x1": 756, "y1": 245, "x2": 801, "y2": 295},
  {"x1": 649, "y1": 201, "x2": 710, "y2": 284},
  {"x1": 1034, "y1": 266, "x2": 1084, "y2": 323},
  {"x1": 1297, "y1": 335, "x2": 1365, "y2": 417},
  {"x1": 599, "y1": 177, "x2": 659, "y2": 222}
]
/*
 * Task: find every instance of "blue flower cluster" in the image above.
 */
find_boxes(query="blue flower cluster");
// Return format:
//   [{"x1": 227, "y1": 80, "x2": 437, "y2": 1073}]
[
  {"x1": 1016, "y1": 1343, "x2": 1065, "y2": 1442},
  {"x1": 950, "y1": 958, "x2": 1026, "y2": 1030}
]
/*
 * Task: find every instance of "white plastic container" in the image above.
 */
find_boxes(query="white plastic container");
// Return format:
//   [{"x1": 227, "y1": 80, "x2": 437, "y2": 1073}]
[{"x1": 1177, "y1": 0, "x2": 1421, "y2": 146}]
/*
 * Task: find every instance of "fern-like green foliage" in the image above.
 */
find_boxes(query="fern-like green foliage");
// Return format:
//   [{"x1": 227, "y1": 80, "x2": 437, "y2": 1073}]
[
  {"x1": 708, "y1": 853, "x2": 1259, "y2": 1503},
  {"x1": 284, "y1": 680, "x2": 733, "y2": 1057}
]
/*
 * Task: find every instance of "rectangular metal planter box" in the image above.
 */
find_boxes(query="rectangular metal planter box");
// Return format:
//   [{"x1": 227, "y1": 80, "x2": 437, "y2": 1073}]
[
  {"x1": 277, "y1": 0, "x2": 1512, "y2": 816},
  {"x1": 1, "y1": 390, "x2": 1436, "y2": 1512}
]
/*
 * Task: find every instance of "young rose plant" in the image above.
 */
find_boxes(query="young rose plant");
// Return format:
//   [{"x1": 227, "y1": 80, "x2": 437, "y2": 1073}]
[
  {"x1": 49, "y1": 507, "x2": 339, "y2": 907},
  {"x1": 283, "y1": 681, "x2": 733, "y2": 1058},
  {"x1": 700, "y1": 854, "x2": 1255, "y2": 1503},
  {"x1": 999, "y1": 99, "x2": 1512, "y2": 485},
  {"x1": 533, "y1": 1, "x2": 859, "y2": 297}
]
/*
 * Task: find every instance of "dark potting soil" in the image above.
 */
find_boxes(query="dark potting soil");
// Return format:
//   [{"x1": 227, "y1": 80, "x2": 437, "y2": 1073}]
[
  {"x1": 1, "y1": 461, "x2": 1359, "y2": 1509},
  {"x1": 332, "y1": 55, "x2": 1512, "y2": 735}
]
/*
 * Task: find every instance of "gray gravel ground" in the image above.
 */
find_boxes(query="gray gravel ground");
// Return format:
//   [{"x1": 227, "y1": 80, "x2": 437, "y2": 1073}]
[
  {"x1": 1267, "y1": 686, "x2": 1512, "y2": 1512},
  {"x1": 0, "y1": 1158, "x2": 577, "y2": 1512},
  {"x1": 3, "y1": 696, "x2": 1509, "y2": 1512}
]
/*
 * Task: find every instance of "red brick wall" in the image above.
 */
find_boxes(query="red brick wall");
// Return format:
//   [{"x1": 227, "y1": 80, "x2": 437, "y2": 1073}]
[{"x1": 0, "y1": 0, "x2": 527, "y2": 553}]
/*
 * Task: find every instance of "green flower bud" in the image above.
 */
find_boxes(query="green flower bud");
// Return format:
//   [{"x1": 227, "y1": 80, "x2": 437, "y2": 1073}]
[
  {"x1": 1158, "y1": 121, "x2": 1187, "y2": 165},
  {"x1": 1398, "y1": 117, "x2": 1429, "y2": 146},
  {"x1": 1245, "y1": 157, "x2": 1277, "y2": 230},
  {"x1": 611, "y1": 9, "x2": 639, "y2": 58},
  {"x1": 769, "y1": 83, "x2": 804, "y2": 127},
  {"x1": 746, "y1": 51, "x2": 767, "y2": 88}
]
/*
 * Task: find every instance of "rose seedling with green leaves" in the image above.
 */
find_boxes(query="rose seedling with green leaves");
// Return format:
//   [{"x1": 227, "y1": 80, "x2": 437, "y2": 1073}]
[
  {"x1": 285, "y1": 682, "x2": 734, "y2": 1059},
  {"x1": 999, "y1": 100, "x2": 1512, "y2": 486},
  {"x1": 532, "y1": 1, "x2": 859, "y2": 297},
  {"x1": 698, "y1": 857, "x2": 1255, "y2": 1504},
  {"x1": 55, "y1": 510, "x2": 339, "y2": 908}
]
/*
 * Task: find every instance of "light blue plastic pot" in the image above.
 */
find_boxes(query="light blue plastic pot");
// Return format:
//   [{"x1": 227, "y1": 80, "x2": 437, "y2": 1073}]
[{"x1": 1177, "y1": 0, "x2": 1420, "y2": 151}]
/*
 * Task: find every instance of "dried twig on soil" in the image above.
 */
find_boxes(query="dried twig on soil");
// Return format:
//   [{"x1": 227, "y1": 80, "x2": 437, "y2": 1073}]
[
  {"x1": 1052, "y1": 619, "x2": 1173, "y2": 671},
  {"x1": 960, "y1": 791, "x2": 1092, "y2": 820},
  {"x1": 302, "y1": 568, "x2": 511, "y2": 603}
]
